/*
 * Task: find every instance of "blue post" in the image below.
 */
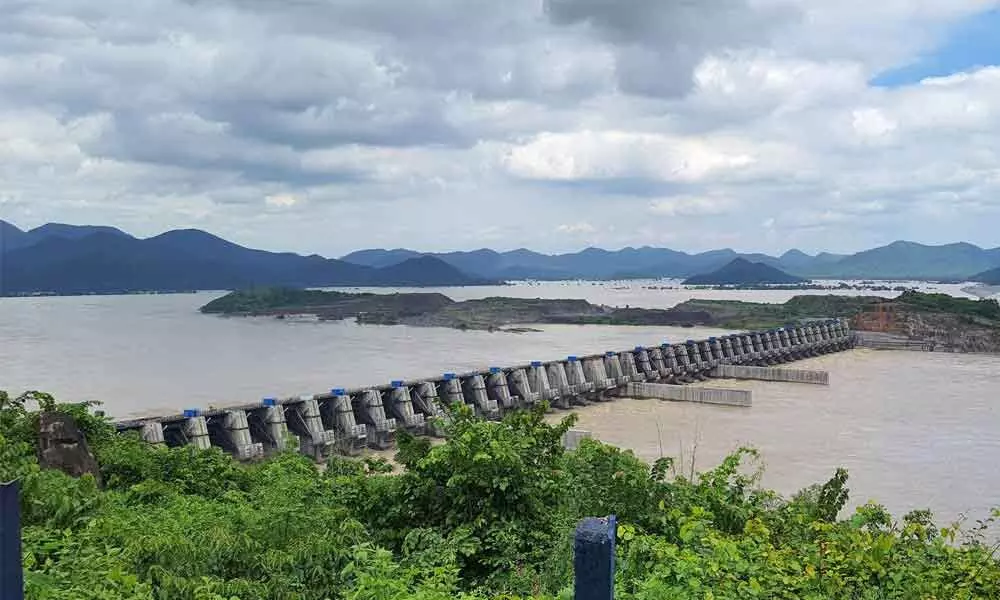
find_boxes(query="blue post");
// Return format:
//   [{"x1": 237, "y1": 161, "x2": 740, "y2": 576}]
[
  {"x1": 0, "y1": 481, "x2": 23, "y2": 600},
  {"x1": 574, "y1": 515, "x2": 616, "y2": 600}
]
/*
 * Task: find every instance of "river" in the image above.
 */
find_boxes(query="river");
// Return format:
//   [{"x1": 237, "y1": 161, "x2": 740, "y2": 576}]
[{"x1": 1, "y1": 280, "x2": 998, "y2": 524}]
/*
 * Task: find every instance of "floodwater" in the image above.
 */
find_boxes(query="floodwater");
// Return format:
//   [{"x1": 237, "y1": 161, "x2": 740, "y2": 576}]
[
  {"x1": 562, "y1": 350, "x2": 1000, "y2": 522},
  {"x1": 1, "y1": 280, "x2": 998, "y2": 524}
]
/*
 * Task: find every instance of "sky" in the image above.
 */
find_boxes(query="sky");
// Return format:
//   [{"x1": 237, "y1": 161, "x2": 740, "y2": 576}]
[{"x1": 2, "y1": 0, "x2": 1000, "y2": 257}]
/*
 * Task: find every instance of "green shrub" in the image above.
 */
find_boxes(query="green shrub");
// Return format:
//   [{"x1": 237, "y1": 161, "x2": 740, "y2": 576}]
[{"x1": 2, "y1": 391, "x2": 998, "y2": 599}]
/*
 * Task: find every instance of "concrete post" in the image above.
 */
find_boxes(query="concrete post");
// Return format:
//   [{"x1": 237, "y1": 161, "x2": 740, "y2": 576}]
[
  {"x1": 778, "y1": 329, "x2": 792, "y2": 355},
  {"x1": 770, "y1": 331, "x2": 784, "y2": 361},
  {"x1": 671, "y1": 343, "x2": 690, "y2": 378},
  {"x1": 183, "y1": 410, "x2": 211, "y2": 450},
  {"x1": 709, "y1": 337, "x2": 724, "y2": 365},
  {"x1": 441, "y1": 374, "x2": 465, "y2": 408},
  {"x1": 410, "y1": 382, "x2": 446, "y2": 436},
  {"x1": 751, "y1": 333, "x2": 770, "y2": 365},
  {"x1": 806, "y1": 325, "x2": 820, "y2": 354},
  {"x1": 574, "y1": 516, "x2": 616, "y2": 600},
  {"x1": 531, "y1": 362, "x2": 566, "y2": 408},
  {"x1": 662, "y1": 344, "x2": 682, "y2": 380},
  {"x1": 224, "y1": 409, "x2": 264, "y2": 460},
  {"x1": 140, "y1": 421, "x2": 165, "y2": 445},
  {"x1": 619, "y1": 351, "x2": 644, "y2": 383},
  {"x1": 486, "y1": 368, "x2": 518, "y2": 411},
  {"x1": 686, "y1": 341, "x2": 707, "y2": 378},
  {"x1": 463, "y1": 375, "x2": 500, "y2": 420},
  {"x1": 0, "y1": 481, "x2": 23, "y2": 600},
  {"x1": 259, "y1": 399, "x2": 292, "y2": 452},
  {"x1": 388, "y1": 382, "x2": 426, "y2": 433},
  {"x1": 360, "y1": 390, "x2": 396, "y2": 449},
  {"x1": 821, "y1": 323, "x2": 834, "y2": 349},
  {"x1": 791, "y1": 327, "x2": 806, "y2": 354},
  {"x1": 583, "y1": 357, "x2": 614, "y2": 396},
  {"x1": 546, "y1": 361, "x2": 573, "y2": 402},
  {"x1": 745, "y1": 334, "x2": 761, "y2": 364},
  {"x1": 700, "y1": 340, "x2": 717, "y2": 369},
  {"x1": 290, "y1": 397, "x2": 337, "y2": 458},
  {"x1": 645, "y1": 347, "x2": 666, "y2": 381},
  {"x1": 604, "y1": 352, "x2": 630, "y2": 387},
  {"x1": 566, "y1": 357, "x2": 596, "y2": 401},
  {"x1": 634, "y1": 347, "x2": 655, "y2": 381},
  {"x1": 721, "y1": 336, "x2": 736, "y2": 363},
  {"x1": 509, "y1": 368, "x2": 540, "y2": 407},
  {"x1": 329, "y1": 392, "x2": 367, "y2": 451}
]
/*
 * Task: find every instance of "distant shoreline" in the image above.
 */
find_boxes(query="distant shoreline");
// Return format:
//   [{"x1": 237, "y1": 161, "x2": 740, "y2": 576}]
[{"x1": 2, "y1": 278, "x2": 976, "y2": 300}]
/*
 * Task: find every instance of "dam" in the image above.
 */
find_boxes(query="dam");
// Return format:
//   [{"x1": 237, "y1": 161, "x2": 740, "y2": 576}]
[{"x1": 115, "y1": 320, "x2": 855, "y2": 460}]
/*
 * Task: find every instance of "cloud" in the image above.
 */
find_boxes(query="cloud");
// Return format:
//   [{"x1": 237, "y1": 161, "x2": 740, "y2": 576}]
[
  {"x1": 2, "y1": 0, "x2": 1000, "y2": 255},
  {"x1": 648, "y1": 196, "x2": 734, "y2": 218},
  {"x1": 556, "y1": 222, "x2": 597, "y2": 235},
  {"x1": 264, "y1": 194, "x2": 298, "y2": 208}
]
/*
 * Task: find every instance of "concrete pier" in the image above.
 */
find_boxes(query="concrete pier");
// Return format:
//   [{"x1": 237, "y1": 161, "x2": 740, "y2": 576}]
[
  {"x1": 627, "y1": 383, "x2": 752, "y2": 407},
  {"x1": 358, "y1": 390, "x2": 396, "y2": 450},
  {"x1": 712, "y1": 365, "x2": 830, "y2": 385},
  {"x1": 326, "y1": 392, "x2": 368, "y2": 454},
  {"x1": 115, "y1": 319, "x2": 854, "y2": 460}
]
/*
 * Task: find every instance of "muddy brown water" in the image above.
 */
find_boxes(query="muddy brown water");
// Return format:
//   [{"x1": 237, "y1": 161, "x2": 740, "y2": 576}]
[{"x1": 2, "y1": 284, "x2": 997, "y2": 525}]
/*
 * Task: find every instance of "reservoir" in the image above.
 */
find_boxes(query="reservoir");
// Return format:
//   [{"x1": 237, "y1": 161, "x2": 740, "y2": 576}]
[{"x1": 1, "y1": 281, "x2": 997, "y2": 523}]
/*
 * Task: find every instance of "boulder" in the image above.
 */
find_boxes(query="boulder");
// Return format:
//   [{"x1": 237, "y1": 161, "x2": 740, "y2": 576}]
[{"x1": 36, "y1": 412, "x2": 102, "y2": 484}]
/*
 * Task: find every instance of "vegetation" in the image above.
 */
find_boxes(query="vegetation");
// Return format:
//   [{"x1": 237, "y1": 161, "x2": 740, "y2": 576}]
[
  {"x1": 3, "y1": 389, "x2": 999, "y2": 599},
  {"x1": 670, "y1": 295, "x2": 882, "y2": 330},
  {"x1": 894, "y1": 290, "x2": 1000, "y2": 323}
]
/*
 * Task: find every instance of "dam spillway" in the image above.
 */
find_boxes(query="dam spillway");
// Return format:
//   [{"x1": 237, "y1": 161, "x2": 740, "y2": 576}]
[{"x1": 115, "y1": 320, "x2": 856, "y2": 460}]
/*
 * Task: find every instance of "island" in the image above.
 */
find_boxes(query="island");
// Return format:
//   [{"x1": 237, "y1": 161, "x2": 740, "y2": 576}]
[{"x1": 201, "y1": 288, "x2": 1000, "y2": 352}]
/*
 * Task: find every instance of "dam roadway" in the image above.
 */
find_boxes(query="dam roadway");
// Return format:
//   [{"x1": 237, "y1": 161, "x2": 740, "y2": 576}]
[{"x1": 116, "y1": 320, "x2": 855, "y2": 460}]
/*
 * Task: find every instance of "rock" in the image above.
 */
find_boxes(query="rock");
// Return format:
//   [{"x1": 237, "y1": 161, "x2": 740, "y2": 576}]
[{"x1": 36, "y1": 412, "x2": 102, "y2": 484}]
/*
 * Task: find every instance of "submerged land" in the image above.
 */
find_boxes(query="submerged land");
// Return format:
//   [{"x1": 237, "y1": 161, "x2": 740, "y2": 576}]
[{"x1": 201, "y1": 288, "x2": 1000, "y2": 351}]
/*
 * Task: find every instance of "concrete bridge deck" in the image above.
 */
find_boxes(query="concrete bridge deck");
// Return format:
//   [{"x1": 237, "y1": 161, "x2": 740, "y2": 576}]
[{"x1": 116, "y1": 320, "x2": 856, "y2": 460}]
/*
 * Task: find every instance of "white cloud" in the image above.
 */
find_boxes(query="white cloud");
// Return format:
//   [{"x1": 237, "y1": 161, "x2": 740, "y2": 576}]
[
  {"x1": 555, "y1": 222, "x2": 597, "y2": 235},
  {"x1": 1, "y1": 0, "x2": 1000, "y2": 255},
  {"x1": 264, "y1": 194, "x2": 299, "y2": 208},
  {"x1": 648, "y1": 196, "x2": 734, "y2": 217}
]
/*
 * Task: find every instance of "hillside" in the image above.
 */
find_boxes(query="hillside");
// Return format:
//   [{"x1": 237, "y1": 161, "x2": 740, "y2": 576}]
[
  {"x1": 0, "y1": 224, "x2": 487, "y2": 295},
  {"x1": 812, "y1": 241, "x2": 1000, "y2": 279},
  {"x1": 683, "y1": 258, "x2": 808, "y2": 285},
  {"x1": 5, "y1": 219, "x2": 1000, "y2": 286},
  {"x1": 973, "y1": 266, "x2": 1000, "y2": 284},
  {"x1": 341, "y1": 242, "x2": 1000, "y2": 281}
]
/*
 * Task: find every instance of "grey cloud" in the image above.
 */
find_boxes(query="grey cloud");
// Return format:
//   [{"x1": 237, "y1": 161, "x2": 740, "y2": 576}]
[
  {"x1": 544, "y1": 0, "x2": 800, "y2": 97},
  {"x1": 2, "y1": 0, "x2": 999, "y2": 256}
]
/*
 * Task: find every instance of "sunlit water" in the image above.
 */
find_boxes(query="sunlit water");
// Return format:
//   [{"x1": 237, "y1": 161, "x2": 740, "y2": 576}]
[{"x1": 2, "y1": 281, "x2": 997, "y2": 524}]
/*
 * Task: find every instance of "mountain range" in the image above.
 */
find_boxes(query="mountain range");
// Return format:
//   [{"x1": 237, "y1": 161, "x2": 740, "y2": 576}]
[
  {"x1": 2, "y1": 219, "x2": 999, "y2": 296},
  {"x1": 341, "y1": 241, "x2": 1000, "y2": 282},
  {"x1": 0, "y1": 221, "x2": 487, "y2": 295}
]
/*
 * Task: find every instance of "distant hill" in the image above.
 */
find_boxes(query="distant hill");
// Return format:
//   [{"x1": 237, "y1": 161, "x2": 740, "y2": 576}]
[
  {"x1": 4, "y1": 219, "x2": 1000, "y2": 293},
  {"x1": 973, "y1": 266, "x2": 1000, "y2": 285},
  {"x1": 0, "y1": 223, "x2": 488, "y2": 296},
  {"x1": 340, "y1": 248, "x2": 425, "y2": 269},
  {"x1": 683, "y1": 258, "x2": 808, "y2": 285},
  {"x1": 341, "y1": 241, "x2": 1000, "y2": 281},
  {"x1": 0, "y1": 220, "x2": 131, "y2": 252},
  {"x1": 810, "y1": 241, "x2": 1000, "y2": 280}
]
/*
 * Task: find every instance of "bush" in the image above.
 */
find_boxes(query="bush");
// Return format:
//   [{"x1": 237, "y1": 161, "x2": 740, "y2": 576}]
[{"x1": 2, "y1": 391, "x2": 998, "y2": 599}]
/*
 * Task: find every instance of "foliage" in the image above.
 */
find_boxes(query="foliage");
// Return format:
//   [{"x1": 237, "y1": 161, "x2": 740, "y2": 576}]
[
  {"x1": 199, "y1": 288, "x2": 360, "y2": 314},
  {"x1": 2, "y1": 391, "x2": 999, "y2": 599},
  {"x1": 896, "y1": 290, "x2": 1000, "y2": 322}
]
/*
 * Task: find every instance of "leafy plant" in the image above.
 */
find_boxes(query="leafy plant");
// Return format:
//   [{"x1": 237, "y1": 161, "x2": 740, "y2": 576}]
[{"x1": 2, "y1": 391, "x2": 998, "y2": 599}]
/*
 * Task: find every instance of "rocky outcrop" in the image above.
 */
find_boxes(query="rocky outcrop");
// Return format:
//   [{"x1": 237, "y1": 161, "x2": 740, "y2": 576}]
[{"x1": 37, "y1": 412, "x2": 102, "y2": 484}]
